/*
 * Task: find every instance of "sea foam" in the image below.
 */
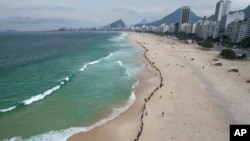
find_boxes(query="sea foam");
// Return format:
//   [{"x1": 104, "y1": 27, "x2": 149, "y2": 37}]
[
  {"x1": 22, "y1": 85, "x2": 61, "y2": 105},
  {"x1": 0, "y1": 76, "x2": 71, "y2": 113},
  {"x1": 5, "y1": 53, "x2": 114, "y2": 112},
  {"x1": 104, "y1": 53, "x2": 113, "y2": 60},
  {"x1": 108, "y1": 32, "x2": 127, "y2": 42},
  {"x1": 22, "y1": 76, "x2": 71, "y2": 106},
  {"x1": 5, "y1": 85, "x2": 137, "y2": 141},
  {"x1": 0, "y1": 106, "x2": 17, "y2": 113},
  {"x1": 79, "y1": 59, "x2": 101, "y2": 72},
  {"x1": 115, "y1": 60, "x2": 124, "y2": 67},
  {"x1": 79, "y1": 52, "x2": 116, "y2": 72}
]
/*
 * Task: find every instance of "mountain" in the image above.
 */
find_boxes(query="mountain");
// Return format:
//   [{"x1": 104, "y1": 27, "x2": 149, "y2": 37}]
[
  {"x1": 104, "y1": 19, "x2": 126, "y2": 28},
  {"x1": 146, "y1": 8, "x2": 202, "y2": 26},
  {"x1": 243, "y1": 5, "x2": 250, "y2": 18},
  {"x1": 3, "y1": 29, "x2": 19, "y2": 32},
  {"x1": 207, "y1": 15, "x2": 215, "y2": 21},
  {"x1": 140, "y1": 18, "x2": 148, "y2": 24},
  {"x1": 135, "y1": 18, "x2": 148, "y2": 26}
]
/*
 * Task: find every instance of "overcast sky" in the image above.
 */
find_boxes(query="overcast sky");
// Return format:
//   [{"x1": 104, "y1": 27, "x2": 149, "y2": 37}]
[{"x1": 0, "y1": 0, "x2": 249, "y2": 31}]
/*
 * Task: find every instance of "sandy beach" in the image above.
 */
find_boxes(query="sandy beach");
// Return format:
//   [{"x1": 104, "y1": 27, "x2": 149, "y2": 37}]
[{"x1": 68, "y1": 32, "x2": 250, "y2": 141}]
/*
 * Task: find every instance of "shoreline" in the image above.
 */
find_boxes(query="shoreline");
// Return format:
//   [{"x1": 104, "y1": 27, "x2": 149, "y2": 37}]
[
  {"x1": 69, "y1": 32, "x2": 250, "y2": 141},
  {"x1": 68, "y1": 32, "x2": 160, "y2": 141}
]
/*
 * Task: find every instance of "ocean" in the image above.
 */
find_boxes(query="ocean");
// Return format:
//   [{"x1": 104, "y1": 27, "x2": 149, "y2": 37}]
[{"x1": 0, "y1": 31, "x2": 142, "y2": 140}]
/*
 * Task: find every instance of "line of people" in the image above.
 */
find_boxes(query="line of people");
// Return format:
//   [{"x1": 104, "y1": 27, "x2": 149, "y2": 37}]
[{"x1": 134, "y1": 42, "x2": 164, "y2": 141}]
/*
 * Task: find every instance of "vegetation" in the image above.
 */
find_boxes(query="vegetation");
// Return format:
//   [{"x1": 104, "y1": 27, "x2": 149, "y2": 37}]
[
  {"x1": 163, "y1": 32, "x2": 203, "y2": 42},
  {"x1": 214, "y1": 35, "x2": 231, "y2": 46},
  {"x1": 237, "y1": 53, "x2": 247, "y2": 60},
  {"x1": 220, "y1": 49, "x2": 236, "y2": 59},
  {"x1": 241, "y1": 37, "x2": 250, "y2": 48},
  {"x1": 198, "y1": 38, "x2": 213, "y2": 48},
  {"x1": 175, "y1": 32, "x2": 195, "y2": 40}
]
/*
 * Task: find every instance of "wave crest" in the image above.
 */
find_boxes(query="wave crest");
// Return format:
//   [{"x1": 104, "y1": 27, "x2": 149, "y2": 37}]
[
  {"x1": 1, "y1": 52, "x2": 116, "y2": 113},
  {"x1": 115, "y1": 60, "x2": 124, "y2": 68},
  {"x1": 108, "y1": 32, "x2": 127, "y2": 42},
  {"x1": 5, "y1": 83, "x2": 137, "y2": 141},
  {"x1": 0, "y1": 106, "x2": 17, "y2": 113},
  {"x1": 79, "y1": 59, "x2": 101, "y2": 72},
  {"x1": 22, "y1": 85, "x2": 60, "y2": 105}
]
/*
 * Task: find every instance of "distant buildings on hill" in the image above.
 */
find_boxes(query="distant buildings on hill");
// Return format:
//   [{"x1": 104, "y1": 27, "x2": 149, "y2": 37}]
[
  {"x1": 56, "y1": 0, "x2": 249, "y2": 44},
  {"x1": 130, "y1": 0, "x2": 249, "y2": 44}
]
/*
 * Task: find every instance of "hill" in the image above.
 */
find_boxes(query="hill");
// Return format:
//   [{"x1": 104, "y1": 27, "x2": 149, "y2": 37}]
[
  {"x1": 243, "y1": 5, "x2": 250, "y2": 18},
  {"x1": 134, "y1": 18, "x2": 148, "y2": 26},
  {"x1": 146, "y1": 8, "x2": 202, "y2": 26},
  {"x1": 104, "y1": 19, "x2": 126, "y2": 29}
]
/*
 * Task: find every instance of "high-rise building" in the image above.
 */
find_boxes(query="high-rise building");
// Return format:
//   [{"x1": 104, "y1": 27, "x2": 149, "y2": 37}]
[
  {"x1": 179, "y1": 6, "x2": 190, "y2": 32},
  {"x1": 214, "y1": 0, "x2": 231, "y2": 22},
  {"x1": 223, "y1": 0, "x2": 231, "y2": 16},
  {"x1": 215, "y1": 0, "x2": 224, "y2": 21},
  {"x1": 226, "y1": 20, "x2": 241, "y2": 41},
  {"x1": 246, "y1": 18, "x2": 250, "y2": 38},
  {"x1": 180, "y1": 6, "x2": 190, "y2": 24}
]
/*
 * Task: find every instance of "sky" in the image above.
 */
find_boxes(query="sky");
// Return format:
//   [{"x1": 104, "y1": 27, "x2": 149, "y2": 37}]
[{"x1": 0, "y1": 0, "x2": 249, "y2": 31}]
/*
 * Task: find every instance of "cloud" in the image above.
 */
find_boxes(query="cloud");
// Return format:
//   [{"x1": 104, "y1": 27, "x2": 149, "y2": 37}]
[
  {"x1": 13, "y1": 3, "x2": 81, "y2": 12},
  {"x1": 112, "y1": 6, "x2": 169, "y2": 15},
  {"x1": 0, "y1": 17, "x2": 86, "y2": 31},
  {"x1": 231, "y1": 0, "x2": 250, "y2": 11},
  {"x1": 112, "y1": 6, "x2": 172, "y2": 22},
  {"x1": 0, "y1": 17, "x2": 79, "y2": 25},
  {"x1": 112, "y1": 7, "x2": 138, "y2": 15}
]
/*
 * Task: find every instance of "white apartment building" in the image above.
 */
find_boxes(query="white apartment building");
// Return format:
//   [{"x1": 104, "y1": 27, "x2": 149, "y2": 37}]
[
  {"x1": 180, "y1": 23, "x2": 192, "y2": 33},
  {"x1": 226, "y1": 18, "x2": 250, "y2": 43},
  {"x1": 195, "y1": 20, "x2": 220, "y2": 39},
  {"x1": 226, "y1": 20, "x2": 240, "y2": 41},
  {"x1": 220, "y1": 11, "x2": 245, "y2": 33},
  {"x1": 161, "y1": 23, "x2": 176, "y2": 33},
  {"x1": 192, "y1": 20, "x2": 203, "y2": 34}
]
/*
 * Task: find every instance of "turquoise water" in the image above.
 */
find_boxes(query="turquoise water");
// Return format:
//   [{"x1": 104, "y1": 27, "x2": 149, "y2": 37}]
[{"x1": 0, "y1": 31, "x2": 142, "y2": 140}]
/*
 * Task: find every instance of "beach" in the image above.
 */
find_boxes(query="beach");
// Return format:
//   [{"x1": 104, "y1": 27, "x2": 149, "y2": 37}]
[{"x1": 68, "y1": 32, "x2": 250, "y2": 141}]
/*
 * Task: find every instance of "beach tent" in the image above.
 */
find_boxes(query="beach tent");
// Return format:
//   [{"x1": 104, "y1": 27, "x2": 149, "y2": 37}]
[
  {"x1": 214, "y1": 61, "x2": 222, "y2": 66},
  {"x1": 228, "y1": 67, "x2": 239, "y2": 72}
]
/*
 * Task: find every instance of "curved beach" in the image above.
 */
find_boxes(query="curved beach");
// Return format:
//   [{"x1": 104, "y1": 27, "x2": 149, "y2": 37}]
[{"x1": 68, "y1": 32, "x2": 250, "y2": 141}]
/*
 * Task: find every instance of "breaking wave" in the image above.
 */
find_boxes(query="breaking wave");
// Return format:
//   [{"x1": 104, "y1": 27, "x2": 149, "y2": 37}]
[
  {"x1": 5, "y1": 82, "x2": 137, "y2": 141},
  {"x1": 1, "y1": 52, "x2": 117, "y2": 113}
]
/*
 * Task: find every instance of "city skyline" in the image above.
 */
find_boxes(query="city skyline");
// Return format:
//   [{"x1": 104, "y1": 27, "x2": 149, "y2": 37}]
[{"x1": 0, "y1": 0, "x2": 249, "y2": 31}]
